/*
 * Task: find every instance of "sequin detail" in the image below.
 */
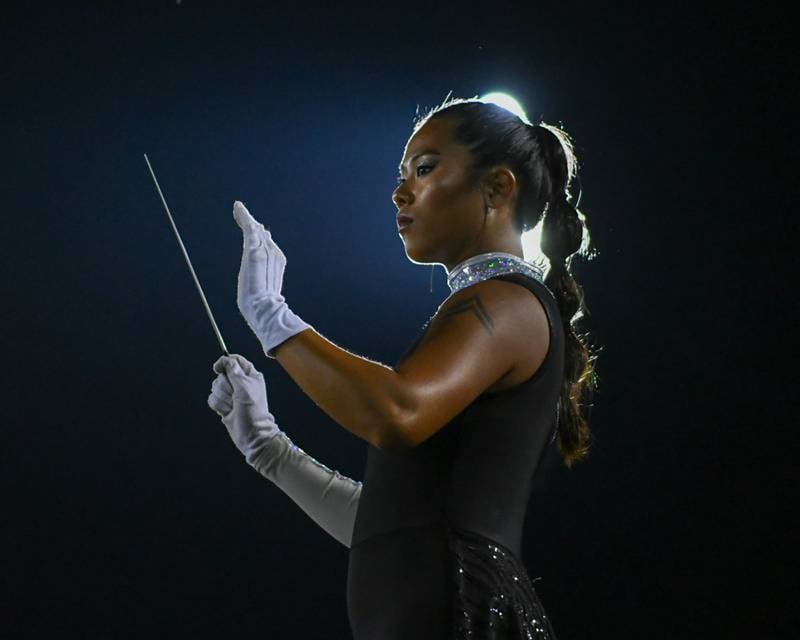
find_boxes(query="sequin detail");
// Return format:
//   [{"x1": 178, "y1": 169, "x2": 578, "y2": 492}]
[
  {"x1": 447, "y1": 252, "x2": 546, "y2": 294},
  {"x1": 448, "y1": 527, "x2": 558, "y2": 639}
]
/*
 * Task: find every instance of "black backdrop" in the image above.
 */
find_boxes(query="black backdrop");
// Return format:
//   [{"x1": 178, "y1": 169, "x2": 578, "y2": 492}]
[{"x1": 3, "y1": 2, "x2": 794, "y2": 638}]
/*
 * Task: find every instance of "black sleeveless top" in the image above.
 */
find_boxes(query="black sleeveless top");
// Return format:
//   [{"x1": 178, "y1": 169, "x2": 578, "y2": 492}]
[{"x1": 347, "y1": 273, "x2": 564, "y2": 639}]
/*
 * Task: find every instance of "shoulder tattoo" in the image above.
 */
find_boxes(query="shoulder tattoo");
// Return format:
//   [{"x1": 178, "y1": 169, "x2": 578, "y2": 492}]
[{"x1": 440, "y1": 294, "x2": 495, "y2": 335}]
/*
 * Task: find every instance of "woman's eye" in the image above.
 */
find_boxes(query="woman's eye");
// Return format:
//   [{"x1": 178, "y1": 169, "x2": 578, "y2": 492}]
[{"x1": 396, "y1": 165, "x2": 433, "y2": 185}]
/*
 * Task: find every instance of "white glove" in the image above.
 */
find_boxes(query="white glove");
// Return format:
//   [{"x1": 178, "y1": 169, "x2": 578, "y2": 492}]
[
  {"x1": 208, "y1": 353, "x2": 362, "y2": 548},
  {"x1": 233, "y1": 200, "x2": 313, "y2": 358}
]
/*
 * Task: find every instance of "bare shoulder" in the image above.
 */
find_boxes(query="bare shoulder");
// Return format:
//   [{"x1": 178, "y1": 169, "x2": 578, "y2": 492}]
[
  {"x1": 435, "y1": 278, "x2": 548, "y2": 334},
  {"x1": 432, "y1": 278, "x2": 550, "y2": 389},
  {"x1": 390, "y1": 278, "x2": 551, "y2": 446}
]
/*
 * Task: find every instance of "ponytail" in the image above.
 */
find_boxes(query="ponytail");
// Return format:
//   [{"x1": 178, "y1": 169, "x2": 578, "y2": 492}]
[{"x1": 535, "y1": 124, "x2": 597, "y2": 467}]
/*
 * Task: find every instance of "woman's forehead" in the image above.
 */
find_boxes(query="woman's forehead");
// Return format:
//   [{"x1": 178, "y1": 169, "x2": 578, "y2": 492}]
[
  {"x1": 401, "y1": 118, "x2": 462, "y2": 167},
  {"x1": 406, "y1": 118, "x2": 451, "y2": 149}
]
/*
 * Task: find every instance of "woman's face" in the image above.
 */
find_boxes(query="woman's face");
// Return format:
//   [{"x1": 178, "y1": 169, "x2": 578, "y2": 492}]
[{"x1": 392, "y1": 117, "x2": 487, "y2": 268}]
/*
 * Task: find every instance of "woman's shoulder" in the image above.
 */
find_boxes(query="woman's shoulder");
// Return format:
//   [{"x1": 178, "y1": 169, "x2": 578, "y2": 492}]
[
  {"x1": 433, "y1": 277, "x2": 549, "y2": 361},
  {"x1": 437, "y1": 277, "x2": 548, "y2": 329}
]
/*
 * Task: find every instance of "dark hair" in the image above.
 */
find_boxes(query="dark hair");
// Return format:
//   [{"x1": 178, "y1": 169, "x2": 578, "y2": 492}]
[{"x1": 415, "y1": 95, "x2": 600, "y2": 468}]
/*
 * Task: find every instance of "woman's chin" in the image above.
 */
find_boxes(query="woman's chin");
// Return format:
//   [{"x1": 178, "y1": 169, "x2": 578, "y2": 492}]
[
  {"x1": 404, "y1": 249, "x2": 433, "y2": 266},
  {"x1": 400, "y1": 234, "x2": 435, "y2": 264},
  {"x1": 401, "y1": 242, "x2": 422, "y2": 263}
]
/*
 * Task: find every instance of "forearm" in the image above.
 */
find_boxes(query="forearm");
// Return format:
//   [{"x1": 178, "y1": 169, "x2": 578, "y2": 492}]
[
  {"x1": 272, "y1": 329, "x2": 408, "y2": 450},
  {"x1": 252, "y1": 432, "x2": 362, "y2": 548}
]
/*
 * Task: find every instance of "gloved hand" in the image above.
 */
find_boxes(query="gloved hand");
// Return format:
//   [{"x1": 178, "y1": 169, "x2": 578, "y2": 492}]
[
  {"x1": 233, "y1": 200, "x2": 313, "y2": 358},
  {"x1": 207, "y1": 352, "x2": 363, "y2": 548},
  {"x1": 207, "y1": 353, "x2": 279, "y2": 467}
]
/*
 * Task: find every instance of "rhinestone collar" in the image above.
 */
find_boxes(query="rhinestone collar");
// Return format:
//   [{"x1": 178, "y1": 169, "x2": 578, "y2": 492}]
[{"x1": 447, "y1": 252, "x2": 545, "y2": 294}]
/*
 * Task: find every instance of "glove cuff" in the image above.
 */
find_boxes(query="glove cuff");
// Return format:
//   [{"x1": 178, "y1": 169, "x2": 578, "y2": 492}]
[{"x1": 262, "y1": 304, "x2": 313, "y2": 358}]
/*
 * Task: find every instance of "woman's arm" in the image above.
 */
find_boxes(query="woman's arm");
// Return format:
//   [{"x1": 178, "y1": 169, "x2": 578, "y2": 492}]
[
  {"x1": 273, "y1": 278, "x2": 544, "y2": 449},
  {"x1": 273, "y1": 330, "x2": 407, "y2": 450},
  {"x1": 208, "y1": 353, "x2": 362, "y2": 548},
  {"x1": 251, "y1": 431, "x2": 362, "y2": 549}
]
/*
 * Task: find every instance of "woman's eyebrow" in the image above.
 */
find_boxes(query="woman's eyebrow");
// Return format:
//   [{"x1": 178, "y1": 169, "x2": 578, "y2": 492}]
[{"x1": 398, "y1": 149, "x2": 440, "y2": 176}]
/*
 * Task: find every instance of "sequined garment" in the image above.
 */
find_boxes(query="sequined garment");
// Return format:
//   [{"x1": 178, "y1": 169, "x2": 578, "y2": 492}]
[
  {"x1": 448, "y1": 527, "x2": 558, "y2": 639},
  {"x1": 447, "y1": 252, "x2": 546, "y2": 294}
]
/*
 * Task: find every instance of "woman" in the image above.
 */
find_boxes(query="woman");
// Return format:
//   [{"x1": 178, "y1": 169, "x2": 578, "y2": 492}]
[{"x1": 207, "y1": 96, "x2": 597, "y2": 639}]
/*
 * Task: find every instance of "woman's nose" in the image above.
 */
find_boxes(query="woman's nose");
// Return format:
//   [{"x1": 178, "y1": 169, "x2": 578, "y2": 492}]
[{"x1": 392, "y1": 184, "x2": 412, "y2": 209}]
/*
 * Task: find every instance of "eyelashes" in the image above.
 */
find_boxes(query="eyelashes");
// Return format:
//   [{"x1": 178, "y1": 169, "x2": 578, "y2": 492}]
[{"x1": 396, "y1": 164, "x2": 434, "y2": 185}]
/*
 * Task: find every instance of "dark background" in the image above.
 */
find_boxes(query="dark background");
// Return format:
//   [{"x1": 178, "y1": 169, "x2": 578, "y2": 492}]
[{"x1": 3, "y1": 2, "x2": 795, "y2": 638}]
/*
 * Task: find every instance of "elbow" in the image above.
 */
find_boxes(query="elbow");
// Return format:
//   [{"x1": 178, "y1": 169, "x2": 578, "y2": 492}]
[
  {"x1": 372, "y1": 372, "x2": 418, "y2": 451},
  {"x1": 371, "y1": 405, "x2": 415, "y2": 451},
  {"x1": 374, "y1": 407, "x2": 418, "y2": 452}
]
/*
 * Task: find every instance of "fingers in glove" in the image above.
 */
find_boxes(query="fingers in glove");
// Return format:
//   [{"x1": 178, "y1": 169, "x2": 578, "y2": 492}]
[
  {"x1": 215, "y1": 355, "x2": 250, "y2": 382},
  {"x1": 258, "y1": 227, "x2": 287, "y2": 293},
  {"x1": 213, "y1": 354, "x2": 236, "y2": 375},
  {"x1": 234, "y1": 201, "x2": 269, "y2": 302},
  {"x1": 233, "y1": 200, "x2": 266, "y2": 235},
  {"x1": 213, "y1": 353, "x2": 258, "y2": 378},
  {"x1": 228, "y1": 353, "x2": 262, "y2": 378},
  {"x1": 212, "y1": 373, "x2": 233, "y2": 397},
  {"x1": 233, "y1": 200, "x2": 289, "y2": 304},
  {"x1": 237, "y1": 240, "x2": 268, "y2": 302},
  {"x1": 207, "y1": 391, "x2": 232, "y2": 416}
]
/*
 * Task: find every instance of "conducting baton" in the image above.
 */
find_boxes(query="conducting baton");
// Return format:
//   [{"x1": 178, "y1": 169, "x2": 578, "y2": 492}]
[{"x1": 143, "y1": 153, "x2": 230, "y2": 356}]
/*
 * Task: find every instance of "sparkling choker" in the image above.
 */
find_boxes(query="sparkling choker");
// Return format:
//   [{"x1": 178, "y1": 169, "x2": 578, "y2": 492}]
[{"x1": 447, "y1": 252, "x2": 545, "y2": 294}]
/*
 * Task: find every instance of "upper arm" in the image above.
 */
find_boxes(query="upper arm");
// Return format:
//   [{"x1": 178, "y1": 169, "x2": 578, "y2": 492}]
[{"x1": 387, "y1": 279, "x2": 549, "y2": 449}]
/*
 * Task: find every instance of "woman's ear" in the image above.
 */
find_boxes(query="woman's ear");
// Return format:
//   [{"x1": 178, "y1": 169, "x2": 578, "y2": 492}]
[{"x1": 481, "y1": 166, "x2": 517, "y2": 211}]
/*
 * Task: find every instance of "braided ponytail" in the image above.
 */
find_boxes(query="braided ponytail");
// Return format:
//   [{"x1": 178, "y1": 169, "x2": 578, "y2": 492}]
[{"x1": 534, "y1": 124, "x2": 597, "y2": 467}]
